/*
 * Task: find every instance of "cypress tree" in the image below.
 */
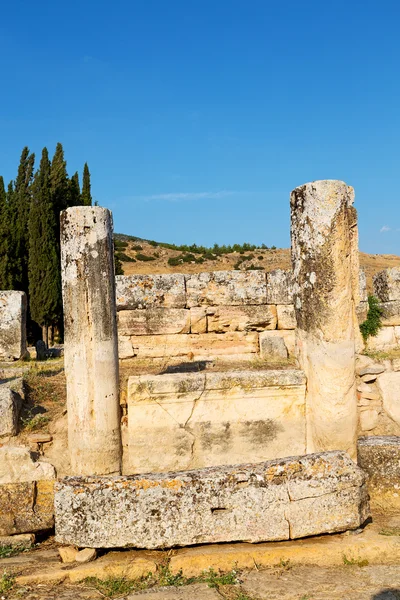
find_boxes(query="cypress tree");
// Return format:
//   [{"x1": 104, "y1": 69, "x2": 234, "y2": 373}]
[
  {"x1": 0, "y1": 177, "x2": 11, "y2": 289},
  {"x1": 28, "y1": 148, "x2": 61, "y2": 345},
  {"x1": 50, "y1": 142, "x2": 69, "y2": 213},
  {"x1": 9, "y1": 147, "x2": 35, "y2": 292},
  {"x1": 81, "y1": 162, "x2": 92, "y2": 206},
  {"x1": 68, "y1": 171, "x2": 81, "y2": 207}
]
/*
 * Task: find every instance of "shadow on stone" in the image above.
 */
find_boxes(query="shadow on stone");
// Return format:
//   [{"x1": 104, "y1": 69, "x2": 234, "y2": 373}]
[
  {"x1": 372, "y1": 591, "x2": 400, "y2": 599},
  {"x1": 161, "y1": 360, "x2": 213, "y2": 374}
]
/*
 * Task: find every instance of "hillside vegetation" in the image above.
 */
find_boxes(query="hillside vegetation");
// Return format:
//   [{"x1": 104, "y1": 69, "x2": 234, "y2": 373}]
[{"x1": 115, "y1": 234, "x2": 400, "y2": 292}]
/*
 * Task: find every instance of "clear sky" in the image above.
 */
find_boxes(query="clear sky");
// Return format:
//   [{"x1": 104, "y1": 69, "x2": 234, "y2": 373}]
[{"x1": 1, "y1": 0, "x2": 399, "y2": 253}]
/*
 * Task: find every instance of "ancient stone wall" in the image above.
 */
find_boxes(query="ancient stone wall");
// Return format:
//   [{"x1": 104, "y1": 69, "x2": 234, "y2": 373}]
[
  {"x1": 116, "y1": 269, "x2": 373, "y2": 363},
  {"x1": 0, "y1": 291, "x2": 27, "y2": 361}
]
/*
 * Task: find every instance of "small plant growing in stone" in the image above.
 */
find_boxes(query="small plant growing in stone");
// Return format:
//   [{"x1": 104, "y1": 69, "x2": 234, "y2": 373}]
[
  {"x1": 360, "y1": 294, "x2": 383, "y2": 342},
  {"x1": 0, "y1": 571, "x2": 14, "y2": 595}
]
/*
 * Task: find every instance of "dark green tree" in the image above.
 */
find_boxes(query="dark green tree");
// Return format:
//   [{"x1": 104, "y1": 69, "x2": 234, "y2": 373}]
[
  {"x1": 9, "y1": 147, "x2": 35, "y2": 292},
  {"x1": 81, "y1": 162, "x2": 92, "y2": 206},
  {"x1": 68, "y1": 171, "x2": 80, "y2": 207},
  {"x1": 0, "y1": 177, "x2": 11, "y2": 289},
  {"x1": 50, "y1": 142, "x2": 69, "y2": 213},
  {"x1": 28, "y1": 148, "x2": 61, "y2": 345}
]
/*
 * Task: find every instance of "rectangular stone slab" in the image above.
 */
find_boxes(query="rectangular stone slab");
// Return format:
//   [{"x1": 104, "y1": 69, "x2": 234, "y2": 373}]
[
  {"x1": 0, "y1": 481, "x2": 54, "y2": 535},
  {"x1": 55, "y1": 451, "x2": 369, "y2": 549}
]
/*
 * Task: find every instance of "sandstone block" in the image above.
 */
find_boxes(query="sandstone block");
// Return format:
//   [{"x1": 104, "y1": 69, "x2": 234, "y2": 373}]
[
  {"x1": 128, "y1": 332, "x2": 259, "y2": 360},
  {"x1": 76, "y1": 548, "x2": 97, "y2": 563},
  {"x1": 59, "y1": 546, "x2": 79, "y2": 563},
  {"x1": 0, "y1": 480, "x2": 54, "y2": 535},
  {"x1": 259, "y1": 334, "x2": 288, "y2": 360},
  {"x1": 190, "y1": 307, "x2": 207, "y2": 333},
  {"x1": 357, "y1": 382, "x2": 373, "y2": 393},
  {"x1": 117, "y1": 308, "x2": 190, "y2": 336},
  {"x1": 0, "y1": 384, "x2": 22, "y2": 437},
  {"x1": 207, "y1": 305, "x2": 277, "y2": 333},
  {"x1": 359, "y1": 409, "x2": 379, "y2": 432},
  {"x1": 358, "y1": 436, "x2": 400, "y2": 508},
  {"x1": 392, "y1": 358, "x2": 400, "y2": 371},
  {"x1": 0, "y1": 446, "x2": 56, "y2": 484},
  {"x1": 379, "y1": 301, "x2": 400, "y2": 326},
  {"x1": 259, "y1": 330, "x2": 295, "y2": 357},
  {"x1": 185, "y1": 271, "x2": 267, "y2": 307},
  {"x1": 366, "y1": 327, "x2": 397, "y2": 351},
  {"x1": 0, "y1": 291, "x2": 27, "y2": 360},
  {"x1": 126, "y1": 370, "x2": 306, "y2": 474},
  {"x1": 377, "y1": 372, "x2": 400, "y2": 427},
  {"x1": 116, "y1": 274, "x2": 186, "y2": 309},
  {"x1": 266, "y1": 270, "x2": 294, "y2": 305},
  {"x1": 55, "y1": 451, "x2": 369, "y2": 549},
  {"x1": 0, "y1": 533, "x2": 35, "y2": 548},
  {"x1": 277, "y1": 305, "x2": 296, "y2": 329},
  {"x1": 374, "y1": 268, "x2": 400, "y2": 302}
]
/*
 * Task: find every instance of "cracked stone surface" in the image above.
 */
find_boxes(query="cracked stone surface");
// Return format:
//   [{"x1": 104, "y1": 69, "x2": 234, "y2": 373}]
[
  {"x1": 0, "y1": 290, "x2": 27, "y2": 360},
  {"x1": 55, "y1": 451, "x2": 369, "y2": 549},
  {"x1": 125, "y1": 370, "x2": 306, "y2": 474}
]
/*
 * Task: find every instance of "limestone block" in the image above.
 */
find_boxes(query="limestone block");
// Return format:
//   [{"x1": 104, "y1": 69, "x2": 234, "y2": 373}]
[
  {"x1": 359, "y1": 409, "x2": 379, "y2": 432},
  {"x1": 379, "y1": 301, "x2": 400, "y2": 326},
  {"x1": 366, "y1": 327, "x2": 397, "y2": 351},
  {"x1": 357, "y1": 382, "x2": 373, "y2": 393},
  {"x1": 374, "y1": 268, "x2": 400, "y2": 302},
  {"x1": 75, "y1": 548, "x2": 97, "y2": 563},
  {"x1": 359, "y1": 270, "x2": 368, "y2": 303},
  {"x1": 125, "y1": 370, "x2": 306, "y2": 474},
  {"x1": 0, "y1": 446, "x2": 56, "y2": 484},
  {"x1": 55, "y1": 451, "x2": 369, "y2": 549},
  {"x1": 128, "y1": 332, "x2": 259, "y2": 360},
  {"x1": 377, "y1": 372, "x2": 400, "y2": 427},
  {"x1": 0, "y1": 383, "x2": 23, "y2": 437},
  {"x1": 259, "y1": 330, "x2": 295, "y2": 357},
  {"x1": 118, "y1": 336, "x2": 134, "y2": 359},
  {"x1": 259, "y1": 334, "x2": 288, "y2": 360},
  {"x1": 266, "y1": 270, "x2": 294, "y2": 305},
  {"x1": 116, "y1": 274, "x2": 186, "y2": 309},
  {"x1": 0, "y1": 533, "x2": 35, "y2": 548},
  {"x1": 0, "y1": 291, "x2": 27, "y2": 360},
  {"x1": 117, "y1": 308, "x2": 190, "y2": 336},
  {"x1": 358, "y1": 436, "x2": 400, "y2": 508},
  {"x1": 358, "y1": 365, "x2": 385, "y2": 377},
  {"x1": 59, "y1": 546, "x2": 79, "y2": 563},
  {"x1": 185, "y1": 271, "x2": 267, "y2": 307},
  {"x1": 392, "y1": 358, "x2": 400, "y2": 371},
  {"x1": 207, "y1": 305, "x2": 277, "y2": 333},
  {"x1": 356, "y1": 302, "x2": 368, "y2": 324},
  {"x1": 0, "y1": 480, "x2": 54, "y2": 535},
  {"x1": 277, "y1": 305, "x2": 296, "y2": 329},
  {"x1": 190, "y1": 308, "x2": 207, "y2": 333}
]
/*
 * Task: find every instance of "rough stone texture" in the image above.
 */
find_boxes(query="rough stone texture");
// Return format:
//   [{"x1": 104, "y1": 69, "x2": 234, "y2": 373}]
[
  {"x1": 0, "y1": 379, "x2": 23, "y2": 437},
  {"x1": 0, "y1": 291, "x2": 27, "y2": 360},
  {"x1": 55, "y1": 451, "x2": 369, "y2": 549},
  {"x1": 358, "y1": 436, "x2": 400, "y2": 509},
  {"x1": 117, "y1": 308, "x2": 190, "y2": 336},
  {"x1": 377, "y1": 372, "x2": 400, "y2": 428},
  {"x1": 0, "y1": 480, "x2": 54, "y2": 535},
  {"x1": 185, "y1": 271, "x2": 267, "y2": 307},
  {"x1": 366, "y1": 326, "x2": 397, "y2": 351},
  {"x1": 0, "y1": 533, "x2": 35, "y2": 547},
  {"x1": 291, "y1": 180, "x2": 358, "y2": 459},
  {"x1": 359, "y1": 269, "x2": 368, "y2": 303},
  {"x1": 116, "y1": 274, "x2": 186, "y2": 309},
  {"x1": 358, "y1": 364, "x2": 386, "y2": 377},
  {"x1": 59, "y1": 546, "x2": 79, "y2": 563},
  {"x1": 190, "y1": 307, "x2": 207, "y2": 333},
  {"x1": 121, "y1": 332, "x2": 259, "y2": 360},
  {"x1": 277, "y1": 304, "x2": 296, "y2": 329},
  {"x1": 259, "y1": 333, "x2": 288, "y2": 360},
  {"x1": 356, "y1": 301, "x2": 368, "y2": 324},
  {"x1": 125, "y1": 370, "x2": 306, "y2": 474},
  {"x1": 259, "y1": 330, "x2": 295, "y2": 357},
  {"x1": 60, "y1": 207, "x2": 121, "y2": 476},
  {"x1": 359, "y1": 408, "x2": 379, "y2": 432},
  {"x1": 374, "y1": 268, "x2": 400, "y2": 302},
  {"x1": 266, "y1": 270, "x2": 294, "y2": 304},
  {"x1": 75, "y1": 548, "x2": 97, "y2": 563},
  {"x1": 207, "y1": 305, "x2": 277, "y2": 332},
  {"x1": 379, "y1": 301, "x2": 400, "y2": 326},
  {"x1": 0, "y1": 446, "x2": 55, "y2": 483}
]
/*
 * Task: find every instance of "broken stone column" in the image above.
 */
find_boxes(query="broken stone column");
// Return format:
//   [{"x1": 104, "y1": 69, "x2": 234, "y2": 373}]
[
  {"x1": 55, "y1": 451, "x2": 369, "y2": 549},
  {"x1": 60, "y1": 207, "x2": 121, "y2": 475},
  {"x1": 290, "y1": 180, "x2": 358, "y2": 458}
]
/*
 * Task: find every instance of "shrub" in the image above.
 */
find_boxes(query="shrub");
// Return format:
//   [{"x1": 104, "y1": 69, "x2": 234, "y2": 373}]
[
  {"x1": 114, "y1": 240, "x2": 128, "y2": 249},
  {"x1": 131, "y1": 244, "x2": 143, "y2": 251},
  {"x1": 258, "y1": 255, "x2": 264, "y2": 260},
  {"x1": 360, "y1": 295, "x2": 383, "y2": 342},
  {"x1": 116, "y1": 252, "x2": 136, "y2": 263},
  {"x1": 136, "y1": 253, "x2": 156, "y2": 262}
]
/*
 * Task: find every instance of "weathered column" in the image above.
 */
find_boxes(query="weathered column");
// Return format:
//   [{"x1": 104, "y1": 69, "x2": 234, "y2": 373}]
[
  {"x1": 60, "y1": 207, "x2": 121, "y2": 475},
  {"x1": 290, "y1": 180, "x2": 358, "y2": 459}
]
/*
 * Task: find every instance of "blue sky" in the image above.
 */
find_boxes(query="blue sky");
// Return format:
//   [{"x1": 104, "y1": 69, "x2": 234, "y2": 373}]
[{"x1": 1, "y1": 0, "x2": 400, "y2": 253}]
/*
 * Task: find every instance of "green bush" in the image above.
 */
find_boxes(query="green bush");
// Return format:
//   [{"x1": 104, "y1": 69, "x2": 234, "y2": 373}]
[
  {"x1": 360, "y1": 295, "x2": 383, "y2": 342},
  {"x1": 131, "y1": 244, "x2": 143, "y2": 251},
  {"x1": 116, "y1": 252, "x2": 136, "y2": 263},
  {"x1": 114, "y1": 240, "x2": 128, "y2": 249},
  {"x1": 136, "y1": 253, "x2": 156, "y2": 262}
]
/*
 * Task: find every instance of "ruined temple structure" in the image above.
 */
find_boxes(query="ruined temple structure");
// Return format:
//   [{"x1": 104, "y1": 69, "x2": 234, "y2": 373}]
[{"x1": 4, "y1": 180, "x2": 400, "y2": 550}]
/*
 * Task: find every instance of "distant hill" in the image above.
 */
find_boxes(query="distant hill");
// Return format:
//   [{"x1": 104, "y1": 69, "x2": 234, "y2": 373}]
[{"x1": 114, "y1": 234, "x2": 400, "y2": 292}]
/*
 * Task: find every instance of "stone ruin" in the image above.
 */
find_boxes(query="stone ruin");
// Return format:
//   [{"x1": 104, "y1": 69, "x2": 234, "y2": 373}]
[{"x1": 2, "y1": 179, "x2": 400, "y2": 551}]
